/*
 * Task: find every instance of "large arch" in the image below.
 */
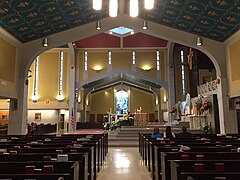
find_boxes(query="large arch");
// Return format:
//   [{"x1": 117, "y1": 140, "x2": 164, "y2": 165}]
[{"x1": 7, "y1": 14, "x2": 229, "y2": 134}]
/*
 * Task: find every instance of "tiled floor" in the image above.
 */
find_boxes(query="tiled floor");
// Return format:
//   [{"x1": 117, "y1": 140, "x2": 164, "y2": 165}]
[{"x1": 97, "y1": 147, "x2": 152, "y2": 180}]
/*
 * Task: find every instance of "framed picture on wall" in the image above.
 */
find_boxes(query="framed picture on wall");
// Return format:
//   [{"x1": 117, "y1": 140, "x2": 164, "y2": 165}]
[
  {"x1": 35, "y1": 113, "x2": 41, "y2": 121},
  {"x1": 2, "y1": 115, "x2": 7, "y2": 121}
]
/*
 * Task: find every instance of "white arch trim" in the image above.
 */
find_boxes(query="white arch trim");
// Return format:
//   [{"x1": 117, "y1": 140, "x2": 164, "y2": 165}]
[
  {"x1": 77, "y1": 68, "x2": 168, "y2": 91},
  {"x1": 15, "y1": 14, "x2": 226, "y2": 81}
]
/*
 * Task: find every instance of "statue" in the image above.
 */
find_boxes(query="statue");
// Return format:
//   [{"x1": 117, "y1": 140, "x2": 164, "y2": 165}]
[
  {"x1": 185, "y1": 93, "x2": 191, "y2": 115},
  {"x1": 176, "y1": 101, "x2": 181, "y2": 120}
]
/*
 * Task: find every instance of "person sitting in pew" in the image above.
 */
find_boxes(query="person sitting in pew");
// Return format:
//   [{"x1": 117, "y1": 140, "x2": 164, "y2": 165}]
[
  {"x1": 151, "y1": 127, "x2": 163, "y2": 138},
  {"x1": 176, "y1": 126, "x2": 192, "y2": 138},
  {"x1": 164, "y1": 126, "x2": 175, "y2": 138}
]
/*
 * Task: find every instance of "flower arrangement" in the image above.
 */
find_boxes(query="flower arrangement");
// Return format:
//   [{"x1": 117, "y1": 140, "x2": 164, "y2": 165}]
[
  {"x1": 170, "y1": 106, "x2": 176, "y2": 114},
  {"x1": 202, "y1": 122, "x2": 212, "y2": 134},
  {"x1": 200, "y1": 98, "x2": 211, "y2": 112}
]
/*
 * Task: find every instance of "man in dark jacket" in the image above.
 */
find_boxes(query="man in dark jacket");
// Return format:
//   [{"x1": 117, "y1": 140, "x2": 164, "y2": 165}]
[{"x1": 176, "y1": 126, "x2": 192, "y2": 138}]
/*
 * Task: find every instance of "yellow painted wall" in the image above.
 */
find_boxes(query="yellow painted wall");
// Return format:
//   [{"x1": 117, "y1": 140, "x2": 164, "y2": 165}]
[
  {"x1": 76, "y1": 49, "x2": 167, "y2": 81},
  {"x1": 136, "y1": 51, "x2": 156, "y2": 78},
  {"x1": 90, "y1": 88, "x2": 113, "y2": 115},
  {"x1": 130, "y1": 87, "x2": 154, "y2": 114},
  {"x1": 28, "y1": 50, "x2": 69, "y2": 105},
  {"x1": 0, "y1": 38, "x2": 17, "y2": 98},
  {"x1": 89, "y1": 86, "x2": 154, "y2": 120},
  {"x1": 0, "y1": 38, "x2": 16, "y2": 82},
  {"x1": 228, "y1": 40, "x2": 240, "y2": 97},
  {"x1": 88, "y1": 51, "x2": 108, "y2": 78},
  {"x1": 112, "y1": 51, "x2": 132, "y2": 70}
]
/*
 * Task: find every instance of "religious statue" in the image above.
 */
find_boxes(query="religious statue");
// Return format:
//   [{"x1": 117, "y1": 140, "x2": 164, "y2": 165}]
[
  {"x1": 176, "y1": 101, "x2": 181, "y2": 120},
  {"x1": 185, "y1": 93, "x2": 191, "y2": 115}
]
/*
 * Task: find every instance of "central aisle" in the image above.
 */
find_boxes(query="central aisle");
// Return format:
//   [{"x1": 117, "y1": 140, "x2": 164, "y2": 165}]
[{"x1": 97, "y1": 147, "x2": 151, "y2": 180}]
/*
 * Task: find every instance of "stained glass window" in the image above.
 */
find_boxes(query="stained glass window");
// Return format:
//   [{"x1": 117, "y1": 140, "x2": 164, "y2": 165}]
[{"x1": 116, "y1": 90, "x2": 128, "y2": 114}]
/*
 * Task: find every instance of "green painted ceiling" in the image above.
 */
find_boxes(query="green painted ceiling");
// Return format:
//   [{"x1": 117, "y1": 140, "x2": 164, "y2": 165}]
[
  {"x1": 0, "y1": 0, "x2": 239, "y2": 43},
  {"x1": 82, "y1": 73, "x2": 161, "y2": 91}
]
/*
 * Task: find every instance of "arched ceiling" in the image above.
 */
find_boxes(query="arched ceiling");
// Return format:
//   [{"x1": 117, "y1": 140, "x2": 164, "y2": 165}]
[{"x1": 0, "y1": 0, "x2": 239, "y2": 43}]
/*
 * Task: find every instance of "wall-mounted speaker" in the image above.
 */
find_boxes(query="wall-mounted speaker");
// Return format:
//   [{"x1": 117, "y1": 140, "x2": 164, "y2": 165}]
[{"x1": 11, "y1": 99, "x2": 18, "y2": 111}]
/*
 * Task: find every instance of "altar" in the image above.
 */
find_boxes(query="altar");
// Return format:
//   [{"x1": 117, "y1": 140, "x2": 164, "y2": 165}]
[
  {"x1": 134, "y1": 113, "x2": 147, "y2": 126},
  {"x1": 185, "y1": 115, "x2": 207, "y2": 130}
]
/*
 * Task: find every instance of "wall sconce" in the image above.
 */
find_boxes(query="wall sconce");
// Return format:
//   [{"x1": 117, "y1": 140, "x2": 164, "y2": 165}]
[
  {"x1": 197, "y1": 36, "x2": 202, "y2": 46},
  {"x1": 143, "y1": 21, "x2": 148, "y2": 30},
  {"x1": 96, "y1": 21, "x2": 101, "y2": 30},
  {"x1": 163, "y1": 95, "x2": 167, "y2": 103},
  {"x1": 32, "y1": 95, "x2": 38, "y2": 103},
  {"x1": 43, "y1": 38, "x2": 49, "y2": 47},
  {"x1": 93, "y1": 65, "x2": 103, "y2": 72},
  {"x1": 142, "y1": 65, "x2": 151, "y2": 71},
  {"x1": 56, "y1": 94, "x2": 64, "y2": 102}
]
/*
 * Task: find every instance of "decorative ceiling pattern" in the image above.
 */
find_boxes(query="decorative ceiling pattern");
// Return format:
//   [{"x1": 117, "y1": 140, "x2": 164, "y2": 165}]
[
  {"x1": 0, "y1": 0, "x2": 108, "y2": 43},
  {"x1": 0, "y1": 0, "x2": 239, "y2": 43},
  {"x1": 137, "y1": 0, "x2": 240, "y2": 42}
]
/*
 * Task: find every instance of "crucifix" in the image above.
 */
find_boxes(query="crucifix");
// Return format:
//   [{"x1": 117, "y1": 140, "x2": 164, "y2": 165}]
[{"x1": 187, "y1": 48, "x2": 193, "y2": 70}]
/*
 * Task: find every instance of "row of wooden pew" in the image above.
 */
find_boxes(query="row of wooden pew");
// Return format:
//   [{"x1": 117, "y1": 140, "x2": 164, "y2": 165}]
[
  {"x1": 0, "y1": 131, "x2": 108, "y2": 180},
  {"x1": 139, "y1": 133, "x2": 240, "y2": 180}
]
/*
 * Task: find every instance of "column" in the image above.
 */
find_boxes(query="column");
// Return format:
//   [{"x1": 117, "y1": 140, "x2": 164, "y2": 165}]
[
  {"x1": 68, "y1": 43, "x2": 76, "y2": 131},
  {"x1": 167, "y1": 43, "x2": 176, "y2": 124},
  {"x1": 8, "y1": 78, "x2": 28, "y2": 135},
  {"x1": 217, "y1": 77, "x2": 238, "y2": 134}
]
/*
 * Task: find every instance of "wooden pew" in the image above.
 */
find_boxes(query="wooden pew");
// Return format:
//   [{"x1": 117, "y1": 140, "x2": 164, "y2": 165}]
[
  {"x1": 0, "y1": 139, "x2": 101, "y2": 179},
  {"x1": 161, "y1": 151, "x2": 240, "y2": 180},
  {"x1": 0, "y1": 161, "x2": 79, "y2": 180},
  {"x1": 0, "y1": 132, "x2": 108, "y2": 180},
  {"x1": 0, "y1": 174, "x2": 71, "y2": 180},
  {"x1": 153, "y1": 145, "x2": 237, "y2": 180},
  {"x1": 1, "y1": 147, "x2": 91, "y2": 180},
  {"x1": 171, "y1": 160, "x2": 240, "y2": 180}
]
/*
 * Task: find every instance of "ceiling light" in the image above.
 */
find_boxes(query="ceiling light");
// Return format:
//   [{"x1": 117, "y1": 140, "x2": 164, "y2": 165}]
[
  {"x1": 144, "y1": 0, "x2": 154, "y2": 10},
  {"x1": 143, "y1": 21, "x2": 148, "y2": 30},
  {"x1": 93, "y1": 0, "x2": 154, "y2": 18},
  {"x1": 43, "y1": 38, "x2": 48, "y2": 47},
  {"x1": 93, "y1": 0, "x2": 102, "y2": 10},
  {"x1": 109, "y1": 0, "x2": 118, "y2": 17},
  {"x1": 130, "y1": 0, "x2": 138, "y2": 17},
  {"x1": 197, "y1": 36, "x2": 202, "y2": 46},
  {"x1": 96, "y1": 21, "x2": 101, "y2": 30}
]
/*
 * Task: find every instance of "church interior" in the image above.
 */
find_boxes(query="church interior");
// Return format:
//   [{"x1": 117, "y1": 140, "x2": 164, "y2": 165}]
[{"x1": 0, "y1": 0, "x2": 240, "y2": 179}]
